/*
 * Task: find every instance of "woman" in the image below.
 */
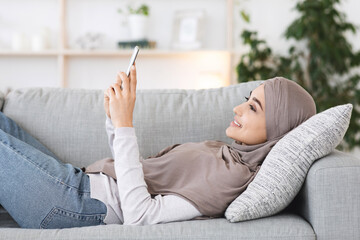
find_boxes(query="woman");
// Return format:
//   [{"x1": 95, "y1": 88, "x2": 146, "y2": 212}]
[{"x1": 0, "y1": 65, "x2": 316, "y2": 228}]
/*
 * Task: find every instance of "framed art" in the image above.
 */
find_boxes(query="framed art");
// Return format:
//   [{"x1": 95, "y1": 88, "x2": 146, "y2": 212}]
[{"x1": 172, "y1": 9, "x2": 205, "y2": 50}]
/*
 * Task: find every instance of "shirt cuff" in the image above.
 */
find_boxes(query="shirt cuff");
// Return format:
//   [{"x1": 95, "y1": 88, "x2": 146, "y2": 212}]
[
  {"x1": 106, "y1": 115, "x2": 111, "y2": 122},
  {"x1": 114, "y1": 127, "x2": 136, "y2": 137}
]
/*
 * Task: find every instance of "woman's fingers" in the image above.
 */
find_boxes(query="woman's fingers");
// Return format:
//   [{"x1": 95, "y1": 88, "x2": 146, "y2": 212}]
[
  {"x1": 130, "y1": 65, "x2": 137, "y2": 95},
  {"x1": 108, "y1": 86, "x2": 115, "y2": 99},
  {"x1": 116, "y1": 73, "x2": 122, "y2": 88},
  {"x1": 111, "y1": 83, "x2": 121, "y2": 97},
  {"x1": 104, "y1": 90, "x2": 110, "y2": 98},
  {"x1": 108, "y1": 84, "x2": 119, "y2": 99},
  {"x1": 119, "y1": 72, "x2": 129, "y2": 93},
  {"x1": 107, "y1": 68, "x2": 137, "y2": 128},
  {"x1": 110, "y1": 66, "x2": 136, "y2": 101}
]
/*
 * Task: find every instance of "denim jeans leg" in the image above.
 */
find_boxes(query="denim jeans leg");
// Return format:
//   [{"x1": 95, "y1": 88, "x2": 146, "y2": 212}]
[
  {"x1": 0, "y1": 129, "x2": 107, "y2": 229},
  {"x1": 0, "y1": 111, "x2": 59, "y2": 161}
]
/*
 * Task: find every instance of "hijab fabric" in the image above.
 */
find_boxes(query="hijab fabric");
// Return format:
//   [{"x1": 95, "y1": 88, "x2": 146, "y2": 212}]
[
  {"x1": 85, "y1": 77, "x2": 316, "y2": 217},
  {"x1": 228, "y1": 77, "x2": 317, "y2": 171}
]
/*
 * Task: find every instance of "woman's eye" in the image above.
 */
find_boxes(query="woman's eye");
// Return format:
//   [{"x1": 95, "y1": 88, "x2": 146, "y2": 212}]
[
  {"x1": 245, "y1": 96, "x2": 249, "y2": 101},
  {"x1": 249, "y1": 104, "x2": 256, "y2": 112}
]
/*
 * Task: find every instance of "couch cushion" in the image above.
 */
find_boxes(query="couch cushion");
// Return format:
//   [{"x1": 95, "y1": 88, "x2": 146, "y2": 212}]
[
  {"x1": 225, "y1": 104, "x2": 352, "y2": 222},
  {"x1": 2, "y1": 82, "x2": 261, "y2": 167},
  {"x1": 0, "y1": 206, "x2": 18, "y2": 228},
  {"x1": 0, "y1": 213, "x2": 315, "y2": 239}
]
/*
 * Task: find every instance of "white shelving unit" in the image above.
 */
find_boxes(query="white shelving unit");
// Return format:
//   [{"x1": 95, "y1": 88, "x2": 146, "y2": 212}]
[{"x1": 0, "y1": 0, "x2": 237, "y2": 89}]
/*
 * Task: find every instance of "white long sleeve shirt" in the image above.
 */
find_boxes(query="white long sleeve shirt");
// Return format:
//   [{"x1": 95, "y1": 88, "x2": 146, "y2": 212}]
[{"x1": 88, "y1": 117, "x2": 202, "y2": 225}]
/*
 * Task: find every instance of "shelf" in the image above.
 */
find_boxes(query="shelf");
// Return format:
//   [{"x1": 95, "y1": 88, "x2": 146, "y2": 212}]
[
  {"x1": 0, "y1": 49, "x2": 230, "y2": 57},
  {"x1": 63, "y1": 49, "x2": 230, "y2": 57},
  {"x1": 0, "y1": 50, "x2": 59, "y2": 57},
  {"x1": 1, "y1": 0, "x2": 236, "y2": 88}
]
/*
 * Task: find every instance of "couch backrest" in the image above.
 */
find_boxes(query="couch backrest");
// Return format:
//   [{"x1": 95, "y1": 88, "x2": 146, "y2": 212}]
[{"x1": 2, "y1": 81, "x2": 261, "y2": 167}]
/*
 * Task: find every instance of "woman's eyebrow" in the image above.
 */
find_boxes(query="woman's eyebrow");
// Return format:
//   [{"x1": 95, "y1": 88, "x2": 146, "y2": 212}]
[{"x1": 252, "y1": 97, "x2": 264, "y2": 111}]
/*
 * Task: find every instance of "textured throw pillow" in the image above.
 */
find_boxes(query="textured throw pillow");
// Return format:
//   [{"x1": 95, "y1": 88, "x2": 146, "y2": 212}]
[{"x1": 225, "y1": 104, "x2": 353, "y2": 222}]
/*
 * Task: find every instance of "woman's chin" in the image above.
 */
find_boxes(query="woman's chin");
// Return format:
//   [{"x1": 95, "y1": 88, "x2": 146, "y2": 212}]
[
  {"x1": 225, "y1": 127, "x2": 231, "y2": 137},
  {"x1": 226, "y1": 128, "x2": 239, "y2": 142}
]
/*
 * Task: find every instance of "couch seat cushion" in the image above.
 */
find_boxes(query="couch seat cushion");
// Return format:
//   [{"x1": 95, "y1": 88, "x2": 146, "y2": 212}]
[{"x1": 0, "y1": 212, "x2": 314, "y2": 239}]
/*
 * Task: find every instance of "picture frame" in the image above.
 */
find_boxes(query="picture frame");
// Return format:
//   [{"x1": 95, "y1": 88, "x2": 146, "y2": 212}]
[{"x1": 172, "y1": 9, "x2": 205, "y2": 50}]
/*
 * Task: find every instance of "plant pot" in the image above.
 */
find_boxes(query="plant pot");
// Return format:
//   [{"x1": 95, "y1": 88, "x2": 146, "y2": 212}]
[{"x1": 128, "y1": 14, "x2": 148, "y2": 40}]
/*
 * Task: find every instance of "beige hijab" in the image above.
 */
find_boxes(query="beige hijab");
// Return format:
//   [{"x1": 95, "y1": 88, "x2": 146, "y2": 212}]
[
  {"x1": 229, "y1": 77, "x2": 317, "y2": 170},
  {"x1": 86, "y1": 77, "x2": 316, "y2": 217}
]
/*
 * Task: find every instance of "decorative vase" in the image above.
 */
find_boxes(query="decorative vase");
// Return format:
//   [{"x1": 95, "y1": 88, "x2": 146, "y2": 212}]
[
  {"x1": 128, "y1": 14, "x2": 148, "y2": 40},
  {"x1": 31, "y1": 28, "x2": 50, "y2": 51},
  {"x1": 12, "y1": 32, "x2": 26, "y2": 51}
]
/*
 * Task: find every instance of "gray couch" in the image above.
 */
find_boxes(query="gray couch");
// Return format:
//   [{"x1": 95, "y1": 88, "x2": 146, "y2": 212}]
[{"x1": 0, "y1": 81, "x2": 359, "y2": 240}]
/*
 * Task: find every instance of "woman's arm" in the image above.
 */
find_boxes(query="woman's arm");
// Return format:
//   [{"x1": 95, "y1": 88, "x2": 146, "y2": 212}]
[
  {"x1": 105, "y1": 63, "x2": 136, "y2": 158},
  {"x1": 104, "y1": 84, "x2": 115, "y2": 158},
  {"x1": 108, "y1": 66, "x2": 201, "y2": 225},
  {"x1": 105, "y1": 115, "x2": 115, "y2": 159},
  {"x1": 113, "y1": 127, "x2": 201, "y2": 225}
]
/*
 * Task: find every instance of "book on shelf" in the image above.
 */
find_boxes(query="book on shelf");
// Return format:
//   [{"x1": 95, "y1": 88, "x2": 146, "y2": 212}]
[{"x1": 117, "y1": 39, "x2": 156, "y2": 49}]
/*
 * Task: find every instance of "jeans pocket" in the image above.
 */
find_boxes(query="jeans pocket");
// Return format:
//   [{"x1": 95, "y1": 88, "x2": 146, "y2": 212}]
[{"x1": 40, "y1": 207, "x2": 106, "y2": 229}]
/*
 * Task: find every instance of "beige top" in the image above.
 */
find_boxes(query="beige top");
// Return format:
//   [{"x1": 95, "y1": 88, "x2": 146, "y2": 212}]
[
  {"x1": 87, "y1": 118, "x2": 202, "y2": 225},
  {"x1": 87, "y1": 140, "x2": 262, "y2": 217}
]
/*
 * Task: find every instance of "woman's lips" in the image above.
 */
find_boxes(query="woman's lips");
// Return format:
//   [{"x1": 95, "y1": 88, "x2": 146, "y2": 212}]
[{"x1": 230, "y1": 120, "x2": 242, "y2": 128}]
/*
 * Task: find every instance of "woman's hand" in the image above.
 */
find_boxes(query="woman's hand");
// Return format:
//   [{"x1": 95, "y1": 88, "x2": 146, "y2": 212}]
[{"x1": 107, "y1": 65, "x2": 137, "y2": 128}]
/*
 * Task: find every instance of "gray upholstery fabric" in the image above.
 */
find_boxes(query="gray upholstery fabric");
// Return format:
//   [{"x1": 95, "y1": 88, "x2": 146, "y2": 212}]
[
  {"x1": 2, "y1": 88, "x2": 111, "y2": 168},
  {"x1": 2, "y1": 82, "x2": 261, "y2": 167},
  {"x1": 296, "y1": 150, "x2": 360, "y2": 240},
  {"x1": 0, "y1": 213, "x2": 315, "y2": 240},
  {"x1": 0, "y1": 206, "x2": 18, "y2": 228},
  {"x1": 225, "y1": 104, "x2": 352, "y2": 222}
]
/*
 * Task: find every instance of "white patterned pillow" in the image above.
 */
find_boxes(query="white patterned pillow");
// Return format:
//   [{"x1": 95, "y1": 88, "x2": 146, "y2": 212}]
[{"x1": 225, "y1": 104, "x2": 353, "y2": 222}]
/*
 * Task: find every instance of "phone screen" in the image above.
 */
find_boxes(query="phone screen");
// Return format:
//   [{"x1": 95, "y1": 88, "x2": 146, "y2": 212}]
[{"x1": 126, "y1": 46, "x2": 140, "y2": 76}]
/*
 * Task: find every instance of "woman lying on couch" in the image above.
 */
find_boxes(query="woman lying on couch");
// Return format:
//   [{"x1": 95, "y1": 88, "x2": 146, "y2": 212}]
[{"x1": 0, "y1": 64, "x2": 316, "y2": 228}]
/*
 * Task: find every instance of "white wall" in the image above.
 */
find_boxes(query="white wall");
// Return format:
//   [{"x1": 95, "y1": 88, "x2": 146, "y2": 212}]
[
  {"x1": 0, "y1": 0, "x2": 226, "y2": 50},
  {"x1": 233, "y1": 0, "x2": 360, "y2": 53},
  {"x1": 1, "y1": 0, "x2": 360, "y2": 154},
  {"x1": 0, "y1": 0, "x2": 229, "y2": 92},
  {"x1": 67, "y1": 52, "x2": 230, "y2": 90},
  {"x1": 0, "y1": 0, "x2": 359, "y2": 92},
  {"x1": 66, "y1": 0, "x2": 227, "y2": 50}
]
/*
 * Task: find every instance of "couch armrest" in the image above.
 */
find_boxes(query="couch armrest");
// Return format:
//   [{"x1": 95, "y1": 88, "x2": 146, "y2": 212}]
[{"x1": 296, "y1": 150, "x2": 360, "y2": 240}]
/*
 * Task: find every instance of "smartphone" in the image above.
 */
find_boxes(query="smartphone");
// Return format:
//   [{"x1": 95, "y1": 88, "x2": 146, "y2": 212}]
[{"x1": 126, "y1": 46, "x2": 140, "y2": 76}]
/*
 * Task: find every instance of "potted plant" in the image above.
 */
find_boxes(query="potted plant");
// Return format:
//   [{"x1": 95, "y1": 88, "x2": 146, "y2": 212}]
[{"x1": 118, "y1": 4, "x2": 150, "y2": 41}]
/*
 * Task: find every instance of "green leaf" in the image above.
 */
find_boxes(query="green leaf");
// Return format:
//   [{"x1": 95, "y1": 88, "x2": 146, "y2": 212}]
[{"x1": 240, "y1": 11, "x2": 250, "y2": 23}]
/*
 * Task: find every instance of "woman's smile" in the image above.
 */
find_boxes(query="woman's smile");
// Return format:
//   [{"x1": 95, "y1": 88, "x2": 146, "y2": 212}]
[{"x1": 230, "y1": 119, "x2": 242, "y2": 128}]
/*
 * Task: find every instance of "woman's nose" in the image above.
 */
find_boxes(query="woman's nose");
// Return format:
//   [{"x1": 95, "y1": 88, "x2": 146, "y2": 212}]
[{"x1": 233, "y1": 104, "x2": 243, "y2": 116}]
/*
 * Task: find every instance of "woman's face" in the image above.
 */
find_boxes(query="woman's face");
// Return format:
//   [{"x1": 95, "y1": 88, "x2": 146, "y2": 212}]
[{"x1": 226, "y1": 84, "x2": 267, "y2": 145}]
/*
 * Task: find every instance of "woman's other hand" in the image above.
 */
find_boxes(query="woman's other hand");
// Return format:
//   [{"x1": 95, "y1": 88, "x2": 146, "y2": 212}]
[{"x1": 108, "y1": 65, "x2": 137, "y2": 128}]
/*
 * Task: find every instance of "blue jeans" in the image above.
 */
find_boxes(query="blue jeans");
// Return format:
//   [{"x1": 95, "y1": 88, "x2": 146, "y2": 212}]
[{"x1": 0, "y1": 112, "x2": 107, "y2": 229}]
